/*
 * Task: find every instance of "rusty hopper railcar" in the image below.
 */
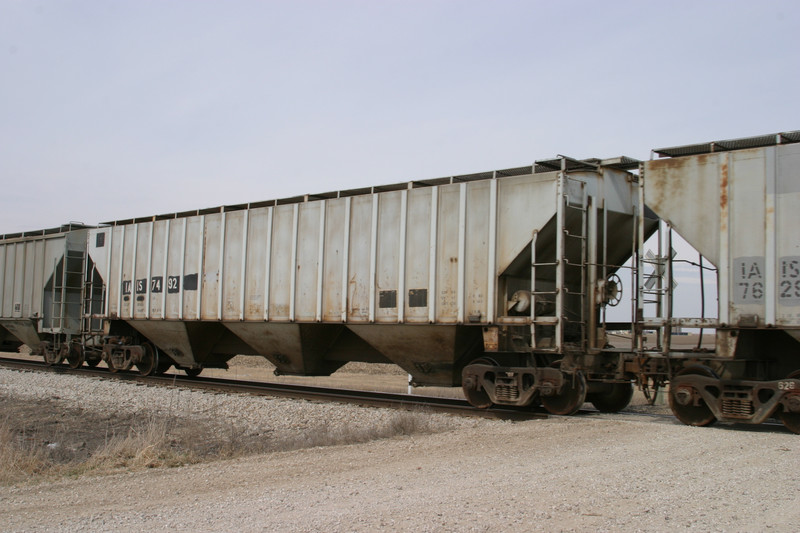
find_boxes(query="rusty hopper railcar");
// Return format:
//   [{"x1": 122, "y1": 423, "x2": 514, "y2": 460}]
[
  {"x1": 637, "y1": 131, "x2": 800, "y2": 432},
  {"x1": 85, "y1": 157, "x2": 653, "y2": 415}
]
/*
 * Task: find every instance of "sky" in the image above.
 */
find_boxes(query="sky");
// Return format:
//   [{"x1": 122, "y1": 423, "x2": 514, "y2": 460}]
[{"x1": 1, "y1": 0, "x2": 797, "y2": 234}]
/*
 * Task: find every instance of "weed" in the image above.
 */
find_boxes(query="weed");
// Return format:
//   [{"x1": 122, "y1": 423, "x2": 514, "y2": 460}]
[
  {"x1": 0, "y1": 423, "x2": 51, "y2": 484},
  {"x1": 0, "y1": 396, "x2": 446, "y2": 485}
]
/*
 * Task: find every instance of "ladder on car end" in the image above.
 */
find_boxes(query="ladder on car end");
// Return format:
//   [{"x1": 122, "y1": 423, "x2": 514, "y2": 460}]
[{"x1": 531, "y1": 164, "x2": 590, "y2": 354}]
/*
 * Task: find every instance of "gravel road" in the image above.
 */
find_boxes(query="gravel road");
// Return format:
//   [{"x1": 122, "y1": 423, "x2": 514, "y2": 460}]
[{"x1": 1, "y1": 366, "x2": 799, "y2": 532}]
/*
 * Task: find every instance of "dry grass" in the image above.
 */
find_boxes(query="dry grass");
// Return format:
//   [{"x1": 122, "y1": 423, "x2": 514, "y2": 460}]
[
  {"x1": 77, "y1": 418, "x2": 189, "y2": 472},
  {"x1": 0, "y1": 397, "x2": 441, "y2": 486},
  {"x1": 270, "y1": 408, "x2": 436, "y2": 452},
  {"x1": 0, "y1": 414, "x2": 192, "y2": 484},
  {"x1": 0, "y1": 424, "x2": 50, "y2": 484}
]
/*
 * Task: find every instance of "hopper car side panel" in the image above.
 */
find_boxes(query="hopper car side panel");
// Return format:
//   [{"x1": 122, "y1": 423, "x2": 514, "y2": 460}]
[
  {"x1": 90, "y1": 172, "x2": 600, "y2": 332},
  {"x1": 87, "y1": 164, "x2": 643, "y2": 392}
]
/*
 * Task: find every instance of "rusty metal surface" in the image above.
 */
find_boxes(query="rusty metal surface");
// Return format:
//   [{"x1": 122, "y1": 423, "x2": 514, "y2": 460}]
[
  {"x1": 670, "y1": 373, "x2": 800, "y2": 425},
  {"x1": 644, "y1": 142, "x2": 800, "y2": 330}
]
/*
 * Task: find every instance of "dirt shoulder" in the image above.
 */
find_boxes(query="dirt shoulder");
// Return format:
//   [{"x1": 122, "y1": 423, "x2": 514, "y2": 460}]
[
  {"x1": 2, "y1": 356, "x2": 799, "y2": 531},
  {"x1": 3, "y1": 416, "x2": 799, "y2": 532}
]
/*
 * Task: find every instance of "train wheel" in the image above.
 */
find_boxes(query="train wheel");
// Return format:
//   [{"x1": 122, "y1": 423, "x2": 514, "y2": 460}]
[
  {"x1": 155, "y1": 360, "x2": 172, "y2": 375},
  {"x1": 588, "y1": 382, "x2": 634, "y2": 413},
  {"x1": 66, "y1": 344, "x2": 85, "y2": 369},
  {"x1": 136, "y1": 344, "x2": 159, "y2": 376},
  {"x1": 541, "y1": 371, "x2": 587, "y2": 416},
  {"x1": 185, "y1": 367, "x2": 203, "y2": 378},
  {"x1": 43, "y1": 345, "x2": 64, "y2": 366},
  {"x1": 779, "y1": 371, "x2": 800, "y2": 435},
  {"x1": 668, "y1": 366, "x2": 717, "y2": 427},
  {"x1": 462, "y1": 357, "x2": 497, "y2": 409}
]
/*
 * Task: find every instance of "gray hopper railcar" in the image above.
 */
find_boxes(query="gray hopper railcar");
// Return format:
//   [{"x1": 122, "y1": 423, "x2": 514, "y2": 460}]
[
  {"x1": 1, "y1": 130, "x2": 799, "y2": 433},
  {"x1": 0, "y1": 223, "x2": 104, "y2": 367},
  {"x1": 86, "y1": 155, "x2": 654, "y2": 416}
]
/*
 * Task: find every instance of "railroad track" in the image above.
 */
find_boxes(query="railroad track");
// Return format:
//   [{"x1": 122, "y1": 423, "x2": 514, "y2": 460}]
[
  {"x1": 0, "y1": 356, "x2": 546, "y2": 422},
  {"x1": 2, "y1": 356, "x2": 789, "y2": 432}
]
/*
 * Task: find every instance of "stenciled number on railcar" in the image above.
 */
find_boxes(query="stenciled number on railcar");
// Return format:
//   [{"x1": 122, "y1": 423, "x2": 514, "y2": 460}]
[
  {"x1": 738, "y1": 281, "x2": 764, "y2": 301},
  {"x1": 778, "y1": 381, "x2": 797, "y2": 391},
  {"x1": 121, "y1": 280, "x2": 132, "y2": 295},
  {"x1": 779, "y1": 280, "x2": 800, "y2": 298},
  {"x1": 779, "y1": 257, "x2": 800, "y2": 306},
  {"x1": 167, "y1": 275, "x2": 180, "y2": 293},
  {"x1": 150, "y1": 276, "x2": 163, "y2": 294},
  {"x1": 135, "y1": 278, "x2": 147, "y2": 294},
  {"x1": 734, "y1": 257, "x2": 765, "y2": 304}
]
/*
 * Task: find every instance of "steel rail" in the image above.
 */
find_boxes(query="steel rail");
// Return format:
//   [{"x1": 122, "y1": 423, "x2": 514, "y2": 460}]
[
  {"x1": 1, "y1": 356, "x2": 787, "y2": 431},
  {"x1": 0, "y1": 356, "x2": 545, "y2": 422}
]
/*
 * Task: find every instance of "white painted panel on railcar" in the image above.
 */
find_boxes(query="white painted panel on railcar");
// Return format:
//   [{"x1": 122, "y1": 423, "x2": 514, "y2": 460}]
[
  {"x1": 164, "y1": 220, "x2": 185, "y2": 320},
  {"x1": 42, "y1": 238, "x2": 67, "y2": 328},
  {"x1": 0, "y1": 245, "x2": 8, "y2": 317},
  {"x1": 243, "y1": 207, "x2": 269, "y2": 321},
  {"x1": 404, "y1": 188, "x2": 432, "y2": 323},
  {"x1": 107, "y1": 227, "x2": 123, "y2": 318},
  {"x1": 644, "y1": 155, "x2": 722, "y2": 265},
  {"x1": 8, "y1": 243, "x2": 24, "y2": 318},
  {"x1": 201, "y1": 214, "x2": 222, "y2": 321},
  {"x1": 601, "y1": 169, "x2": 637, "y2": 215},
  {"x1": 12, "y1": 243, "x2": 25, "y2": 317},
  {"x1": 436, "y1": 184, "x2": 460, "y2": 323},
  {"x1": 182, "y1": 216, "x2": 202, "y2": 320},
  {"x1": 322, "y1": 199, "x2": 345, "y2": 321},
  {"x1": 87, "y1": 229, "x2": 111, "y2": 285},
  {"x1": 347, "y1": 196, "x2": 373, "y2": 322},
  {"x1": 87, "y1": 228, "x2": 111, "y2": 324},
  {"x1": 496, "y1": 174, "x2": 558, "y2": 275},
  {"x1": 43, "y1": 238, "x2": 66, "y2": 287},
  {"x1": 122, "y1": 226, "x2": 138, "y2": 319},
  {"x1": 376, "y1": 191, "x2": 401, "y2": 323},
  {"x1": 21, "y1": 241, "x2": 36, "y2": 317},
  {"x1": 728, "y1": 150, "x2": 767, "y2": 319},
  {"x1": 222, "y1": 211, "x2": 246, "y2": 321},
  {"x1": 148, "y1": 220, "x2": 169, "y2": 319},
  {"x1": 31, "y1": 240, "x2": 45, "y2": 318},
  {"x1": 465, "y1": 181, "x2": 490, "y2": 323},
  {"x1": 295, "y1": 201, "x2": 322, "y2": 321},
  {"x1": 269, "y1": 205, "x2": 295, "y2": 321},
  {"x1": 133, "y1": 222, "x2": 152, "y2": 319},
  {"x1": 776, "y1": 144, "x2": 800, "y2": 324}
]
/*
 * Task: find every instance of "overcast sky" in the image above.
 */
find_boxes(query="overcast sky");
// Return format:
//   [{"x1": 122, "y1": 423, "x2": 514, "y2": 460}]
[{"x1": 1, "y1": 0, "x2": 797, "y2": 234}]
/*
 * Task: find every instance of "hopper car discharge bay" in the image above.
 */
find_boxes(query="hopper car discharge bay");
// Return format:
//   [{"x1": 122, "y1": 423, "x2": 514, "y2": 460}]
[{"x1": 1, "y1": 130, "x2": 799, "y2": 433}]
